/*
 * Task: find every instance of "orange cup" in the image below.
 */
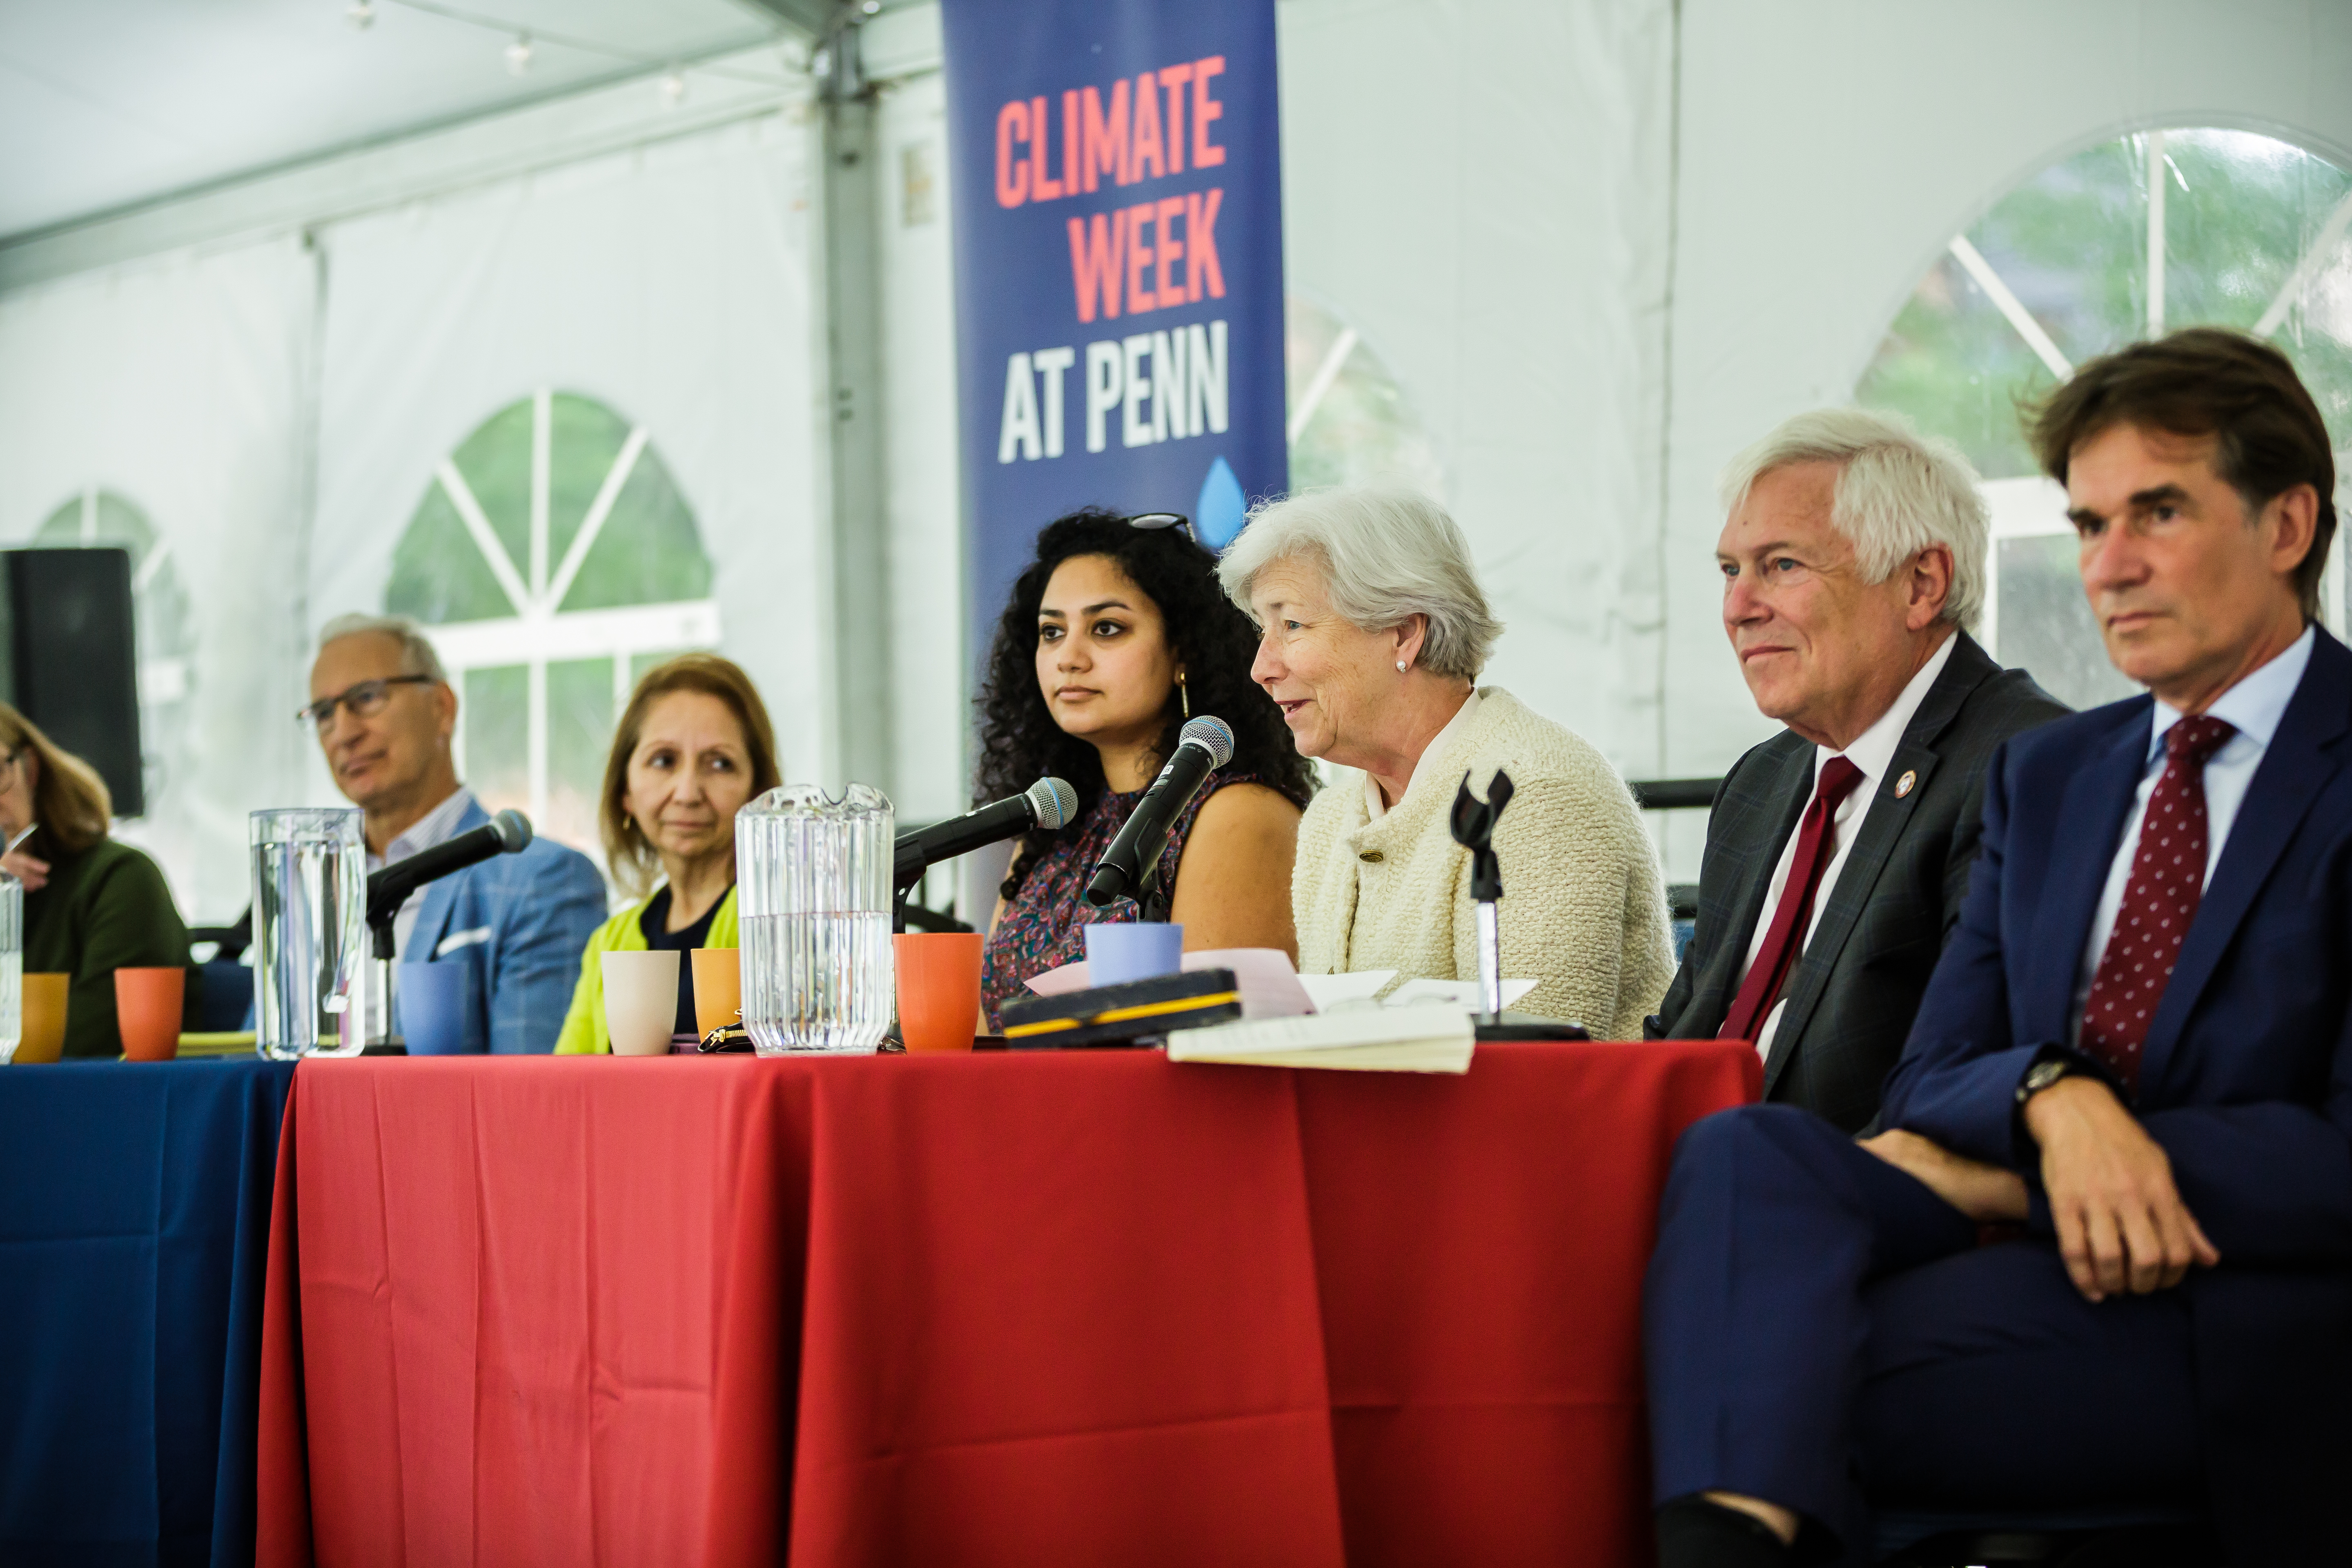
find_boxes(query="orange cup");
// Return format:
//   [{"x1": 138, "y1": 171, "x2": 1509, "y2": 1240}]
[
  {"x1": 893, "y1": 933, "x2": 984, "y2": 1054},
  {"x1": 116, "y1": 967, "x2": 185, "y2": 1061},
  {"x1": 14, "y1": 973, "x2": 69, "y2": 1065},
  {"x1": 690, "y1": 947, "x2": 742, "y2": 1042}
]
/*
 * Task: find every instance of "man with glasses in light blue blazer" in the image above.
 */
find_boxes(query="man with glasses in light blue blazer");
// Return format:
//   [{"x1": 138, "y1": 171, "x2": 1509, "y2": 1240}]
[{"x1": 305, "y1": 613, "x2": 607, "y2": 1054}]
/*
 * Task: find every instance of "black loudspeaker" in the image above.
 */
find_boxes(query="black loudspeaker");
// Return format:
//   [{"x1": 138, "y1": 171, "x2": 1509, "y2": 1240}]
[{"x1": 0, "y1": 548, "x2": 143, "y2": 819}]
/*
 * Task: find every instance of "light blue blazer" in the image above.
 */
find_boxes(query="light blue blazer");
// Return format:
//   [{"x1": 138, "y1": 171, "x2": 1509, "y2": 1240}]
[{"x1": 403, "y1": 800, "x2": 610, "y2": 1055}]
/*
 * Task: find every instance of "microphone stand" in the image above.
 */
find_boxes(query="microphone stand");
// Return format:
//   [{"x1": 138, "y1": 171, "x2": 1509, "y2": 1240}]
[
  {"x1": 364, "y1": 889, "x2": 404, "y2": 1052},
  {"x1": 1448, "y1": 770, "x2": 1516, "y2": 1026}
]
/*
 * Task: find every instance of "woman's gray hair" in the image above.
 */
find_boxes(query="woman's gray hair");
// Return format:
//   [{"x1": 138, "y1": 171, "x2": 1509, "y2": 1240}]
[
  {"x1": 1717, "y1": 407, "x2": 1989, "y2": 632},
  {"x1": 316, "y1": 611, "x2": 450, "y2": 685},
  {"x1": 1216, "y1": 486, "x2": 1502, "y2": 679}
]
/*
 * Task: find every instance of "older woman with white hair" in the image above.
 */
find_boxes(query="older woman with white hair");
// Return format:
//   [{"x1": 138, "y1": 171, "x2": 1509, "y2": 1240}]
[{"x1": 1218, "y1": 487, "x2": 1673, "y2": 1037}]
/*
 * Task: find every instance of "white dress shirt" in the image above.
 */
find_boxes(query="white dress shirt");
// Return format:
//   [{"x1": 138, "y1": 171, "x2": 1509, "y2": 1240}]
[
  {"x1": 367, "y1": 787, "x2": 477, "y2": 961},
  {"x1": 2070, "y1": 626, "x2": 2315, "y2": 1034},
  {"x1": 1734, "y1": 632, "x2": 1958, "y2": 1062},
  {"x1": 1364, "y1": 689, "x2": 1482, "y2": 821}
]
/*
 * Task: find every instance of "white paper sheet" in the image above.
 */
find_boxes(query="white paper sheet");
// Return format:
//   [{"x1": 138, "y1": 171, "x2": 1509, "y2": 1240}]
[
  {"x1": 1385, "y1": 977, "x2": 1539, "y2": 1011},
  {"x1": 1294, "y1": 971, "x2": 1397, "y2": 1012}
]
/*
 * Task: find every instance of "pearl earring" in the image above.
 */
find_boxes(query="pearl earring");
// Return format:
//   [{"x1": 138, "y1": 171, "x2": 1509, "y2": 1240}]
[{"x1": 1396, "y1": 661, "x2": 1408, "y2": 673}]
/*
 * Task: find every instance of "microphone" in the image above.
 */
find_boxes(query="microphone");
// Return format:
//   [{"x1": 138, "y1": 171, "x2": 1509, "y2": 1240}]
[
  {"x1": 894, "y1": 776, "x2": 1079, "y2": 891},
  {"x1": 1084, "y1": 716, "x2": 1234, "y2": 909},
  {"x1": 366, "y1": 808, "x2": 532, "y2": 928}
]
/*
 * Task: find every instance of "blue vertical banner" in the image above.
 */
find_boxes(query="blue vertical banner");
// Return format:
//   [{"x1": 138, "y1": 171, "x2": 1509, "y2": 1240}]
[{"x1": 941, "y1": 0, "x2": 1286, "y2": 670}]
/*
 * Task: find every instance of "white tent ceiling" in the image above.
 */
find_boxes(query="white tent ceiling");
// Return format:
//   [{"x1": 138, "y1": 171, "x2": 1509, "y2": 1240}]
[{"x1": 0, "y1": 0, "x2": 811, "y2": 240}]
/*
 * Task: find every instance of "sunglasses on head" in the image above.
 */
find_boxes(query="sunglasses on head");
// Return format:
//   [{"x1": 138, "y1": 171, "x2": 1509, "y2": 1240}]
[{"x1": 1119, "y1": 512, "x2": 1195, "y2": 541}]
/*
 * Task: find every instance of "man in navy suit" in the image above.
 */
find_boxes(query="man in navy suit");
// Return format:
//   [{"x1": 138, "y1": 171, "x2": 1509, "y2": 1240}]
[
  {"x1": 1643, "y1": 329, "x2": 2352, "y2": 1566},
  {"x1": 307, "y1": 614, "x2": 607, "y2": 1053}
]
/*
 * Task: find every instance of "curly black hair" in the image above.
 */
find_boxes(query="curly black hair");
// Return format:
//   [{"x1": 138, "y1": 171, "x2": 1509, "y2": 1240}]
[{"x1": 975, "y1": 508, "x2": 1317, "y2": 897}]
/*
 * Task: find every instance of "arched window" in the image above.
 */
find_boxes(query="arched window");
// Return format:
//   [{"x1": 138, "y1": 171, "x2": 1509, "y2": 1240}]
[
  {"x1": 1286, "y1": 295, "x2": 1443, "y2": 506},
  {"x1": 388, "y1": 389, "x2": 720, "y2": 855},
  {"x1": 35, "y1": 489, "x2": 189, "y2": 811},
  {"x1": 1857, "y1": 127, "x2": 2352, "y2": 709}
]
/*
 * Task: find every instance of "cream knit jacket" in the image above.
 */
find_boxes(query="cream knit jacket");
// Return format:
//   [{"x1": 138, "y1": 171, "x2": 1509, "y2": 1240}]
[{"x1": 1293, "y1": 687, "x2": 1674, "y2": 1040}]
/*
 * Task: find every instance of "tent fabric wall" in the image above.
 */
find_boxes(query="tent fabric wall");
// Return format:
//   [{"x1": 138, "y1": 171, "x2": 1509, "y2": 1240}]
[
  {"x1": 875, "y1": 69, "x2": 966, "y2": 828},
  {"x1": 0, "y1": 236, "x2": 317, "y2": 922},
  {"x1": 1658, "y1": 0, "x2": 2352, "y2": 873},
  {"x1": 310, "y1": 113, "x2": 827, "y2": 863},
  {"x1": 1276, "y1": 0, "x2": 1676, "y2": 771}
]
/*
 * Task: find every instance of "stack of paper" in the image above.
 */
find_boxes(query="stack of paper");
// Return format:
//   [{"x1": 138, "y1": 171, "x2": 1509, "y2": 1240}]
[{"x1": 1165, "y1": 1004, "x2": 1475, "y2": 1074}]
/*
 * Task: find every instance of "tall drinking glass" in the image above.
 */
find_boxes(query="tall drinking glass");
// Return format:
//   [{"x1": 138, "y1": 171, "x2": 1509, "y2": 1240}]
[
  {"x1": 737, "y1": 783, "x2": 893, "y2": 1054},
  {"x1": 252, "y1": 808, "x2": 368, "y2": 1059},
  {"x1": 0, "y1": 869, "x2": 19, "y2": 1064}
]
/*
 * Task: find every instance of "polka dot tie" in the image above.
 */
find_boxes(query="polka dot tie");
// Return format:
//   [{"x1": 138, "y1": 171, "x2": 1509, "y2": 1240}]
[{"x1": 2078, "y1": 715, "x2": 2236, "y2": 1094}]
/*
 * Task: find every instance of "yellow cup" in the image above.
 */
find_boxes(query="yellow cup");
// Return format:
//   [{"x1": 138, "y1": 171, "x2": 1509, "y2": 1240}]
[
  {"x1": 690, "y1": 948, "x2": 741, "y2": 1042},
  {"x1": 14, "y1": 973, "x2": 70, "y2": 1064}
]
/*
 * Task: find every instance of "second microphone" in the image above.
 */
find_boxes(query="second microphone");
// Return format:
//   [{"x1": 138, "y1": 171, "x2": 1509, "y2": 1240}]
[{"x1": 1085, "y1": 715, "x2": 1236, "y2": 908}]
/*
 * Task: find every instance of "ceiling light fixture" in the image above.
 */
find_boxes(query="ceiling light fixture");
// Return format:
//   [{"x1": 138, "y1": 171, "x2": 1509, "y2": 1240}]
[
  {"x1": 346, "y1": 0, "x2": 374, "y2": 29},
  {"x1": 504, "y1": 31, "x2": 533, "y2": 75}
]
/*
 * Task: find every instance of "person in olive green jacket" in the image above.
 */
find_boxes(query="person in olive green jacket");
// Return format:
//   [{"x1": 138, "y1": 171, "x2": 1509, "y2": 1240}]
[
  {"x1": 0, "y1": 704, "x2": 191, "y2": 1058},
  {"x1": 555, "y1": 655, "x2": 780, "y2": 1054}
]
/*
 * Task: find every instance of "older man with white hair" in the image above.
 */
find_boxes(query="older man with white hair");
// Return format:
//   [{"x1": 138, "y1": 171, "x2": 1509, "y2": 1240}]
[{"x1": 1648, "y1": 409, "x2": 2066, "y2": 1131}]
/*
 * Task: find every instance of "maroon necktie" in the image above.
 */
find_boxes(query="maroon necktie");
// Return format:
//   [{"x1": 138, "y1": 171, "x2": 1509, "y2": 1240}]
[
  {"x1": 2078, "y1": 715, "x2": 2236, "y2": 1094},
  {"x1": 1720, "y1": 756, "x2": 1866, "y2": 1045}
]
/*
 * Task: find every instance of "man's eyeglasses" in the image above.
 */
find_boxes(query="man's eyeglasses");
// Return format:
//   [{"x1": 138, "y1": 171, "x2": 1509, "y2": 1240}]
[
  {"x1": 1120, "y1": 512, "x2": 1196, "y2": 542},
  {"x1": 298, "y1": 675, "x2": 434, "y2": 730}
]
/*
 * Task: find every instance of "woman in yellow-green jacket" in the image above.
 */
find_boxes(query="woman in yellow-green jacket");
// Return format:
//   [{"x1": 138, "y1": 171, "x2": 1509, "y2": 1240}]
[{"x1": 555, "y1": 655, "x2": 781, "y2": 1054}]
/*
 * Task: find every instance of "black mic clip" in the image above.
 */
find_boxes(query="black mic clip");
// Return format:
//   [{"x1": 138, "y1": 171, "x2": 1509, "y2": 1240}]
[
  {"x1": 1126, "y1": 857, "x2": 1172, "y2": 924},
  {"x1": 1448, "y1": 768, "x2": 1514, "y2": 902}
]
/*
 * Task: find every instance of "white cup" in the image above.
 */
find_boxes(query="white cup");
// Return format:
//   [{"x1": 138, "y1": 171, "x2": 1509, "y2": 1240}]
[{"x1": 601, "y1": 950, "x2": 681, "y2": 1057}]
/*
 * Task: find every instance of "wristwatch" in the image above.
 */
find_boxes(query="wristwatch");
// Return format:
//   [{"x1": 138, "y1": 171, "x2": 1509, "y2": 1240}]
[{"x1": 2015, "y1": 1054, "x2": 2075, "y2": 1110}]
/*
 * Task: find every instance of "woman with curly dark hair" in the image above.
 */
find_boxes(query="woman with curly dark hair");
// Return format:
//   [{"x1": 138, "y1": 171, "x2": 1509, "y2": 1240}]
[{"x1": 976, "y1": 509, "x2": 1316, "y2": 1026}]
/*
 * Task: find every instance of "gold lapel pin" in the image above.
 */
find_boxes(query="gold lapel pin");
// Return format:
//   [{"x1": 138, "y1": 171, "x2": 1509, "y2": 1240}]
[{"x1": 1895, "y1": 769, "x2": 1917, "y2": 798}]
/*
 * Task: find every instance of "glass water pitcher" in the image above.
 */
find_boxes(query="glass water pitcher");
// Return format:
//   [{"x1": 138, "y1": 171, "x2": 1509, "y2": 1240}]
[
  {"x1": 737, "y1": 783, "x2": 894, "y2": 1054},
  {"x1": 252, "y1": 808, "x2": 368, "y2": 1059}
]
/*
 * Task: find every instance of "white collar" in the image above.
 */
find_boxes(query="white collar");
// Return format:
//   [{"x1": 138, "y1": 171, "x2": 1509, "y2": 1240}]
[
  {"x1": 1365, "y1": 689, "x2": 1483, "y2": 821},
  {"x1": 1815, "y1": 630, "x2": 1957, "y2": 785},
  {"x1": 2147, "y1": 624, "x2": 2314, "y2": 762}
]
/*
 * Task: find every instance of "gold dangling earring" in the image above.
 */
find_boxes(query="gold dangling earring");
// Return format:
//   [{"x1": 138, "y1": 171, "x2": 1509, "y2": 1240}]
[{"x1": 1178, "y1": 670, "x2": 1190, "y2": 719}]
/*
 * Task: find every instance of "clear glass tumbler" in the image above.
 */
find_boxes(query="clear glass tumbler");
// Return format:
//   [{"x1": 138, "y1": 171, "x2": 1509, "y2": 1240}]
[
  {"x1": 737, "y1": 783, "x2": 894, "y2": 1055},
  {"x1": 0, "y1": 869, "x2": 20, "y2": 1064},
  {"x1": 252, "y1": 808, "x2": 368, "y2": 1060}
]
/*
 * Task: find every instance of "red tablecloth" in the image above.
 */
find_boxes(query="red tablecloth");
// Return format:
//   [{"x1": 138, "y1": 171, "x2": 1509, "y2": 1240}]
[{"x1": 256, "y1": 1039, "x2": 1755, "y2": 1567}]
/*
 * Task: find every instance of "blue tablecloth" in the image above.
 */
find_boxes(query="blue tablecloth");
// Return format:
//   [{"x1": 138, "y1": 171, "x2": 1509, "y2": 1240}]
[{"x1": 0, "y1": 1057, "x2": 295, "y2": 1567}]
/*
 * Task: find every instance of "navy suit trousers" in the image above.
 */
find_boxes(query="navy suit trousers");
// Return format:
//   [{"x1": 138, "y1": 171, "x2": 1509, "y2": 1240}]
[{"x1": 1643, "y1": 1105, "x2": 2203, "y2": 1561}]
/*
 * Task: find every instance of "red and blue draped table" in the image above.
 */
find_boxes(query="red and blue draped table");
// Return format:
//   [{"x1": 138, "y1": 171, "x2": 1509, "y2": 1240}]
[
  {"x1": 0, "y1": 1057, "x2": 296, "y2": 1568},
  {"x1": 254, "y1": 1038, "x2": 1756, "y2": 1567}
]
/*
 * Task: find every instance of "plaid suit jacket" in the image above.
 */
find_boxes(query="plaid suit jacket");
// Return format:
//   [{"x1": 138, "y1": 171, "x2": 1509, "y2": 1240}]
[{"x1": 1647, "y1": 632, "x2": 2067, "y2": 1133}]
